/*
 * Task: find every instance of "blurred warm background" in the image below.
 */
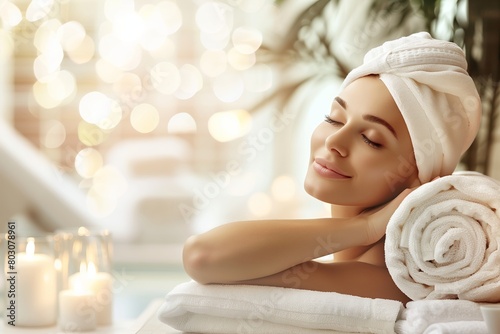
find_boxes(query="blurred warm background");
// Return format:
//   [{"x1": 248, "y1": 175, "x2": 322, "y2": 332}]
[{"x1": 0, "y1": 0, "x2": 499, "y2": 266}]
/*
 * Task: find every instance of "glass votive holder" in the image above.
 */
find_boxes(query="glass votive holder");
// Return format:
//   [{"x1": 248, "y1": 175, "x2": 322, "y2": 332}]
[
  {"x1": 480, "y1": 304, "x2": 500, "y2": 334},
  {"x1": 4, "y1": 235, "x2": 57, "y2": 327},
  {"x1": 54, "y1": 227, "x2": 113, "y2": 328}
]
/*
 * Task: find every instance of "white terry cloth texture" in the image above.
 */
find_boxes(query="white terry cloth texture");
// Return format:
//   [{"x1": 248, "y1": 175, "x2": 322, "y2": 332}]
[
  {"x1": 157, "y1": 280, "x2": 403, "y2": 334},
  {"x1": 341, "y1": 32, "x2": 482, "y2": 184},
  {"x1": 422, "y1": 321, "x2": 488, "y2": 334},
  {"x1": 385, "y1": 171, "x2": 500, "y2": 302},
  {"x1": 394, "y1": 299, "x2": 486, "y2": 334}
]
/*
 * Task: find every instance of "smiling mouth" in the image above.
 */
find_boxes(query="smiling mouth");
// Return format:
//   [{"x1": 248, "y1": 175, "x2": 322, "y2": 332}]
[{"x1": 312, "y1": 159, "x2": 351, "y2": 179}]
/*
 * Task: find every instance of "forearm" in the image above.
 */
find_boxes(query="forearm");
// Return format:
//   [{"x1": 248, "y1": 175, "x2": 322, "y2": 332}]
[
  {"x1": 236, "y1": 261, "x2": 411, "y2": 303},
  {"x1": 183, "y1": 217, "x2": 368, "y2": 284}
]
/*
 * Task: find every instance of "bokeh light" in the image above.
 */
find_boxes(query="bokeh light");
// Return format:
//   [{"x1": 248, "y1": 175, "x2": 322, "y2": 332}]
[
  {"x1": 231, "y1": 26, "x2": 262, "y2": 54},
  {"x1": 66, "y1": 35, "x2": 95, "y2": 64},
  {"x1": 195, "y1": 2, "x2": 233, "y2": 34},
  {"x1": 150, "y1": 61, "x2": 181, "y2": 95},
  {"x1": 98, "y1": 33, "x2": 142, "y2": 71},
  {"x1": 167, "y1": 112, "x2": 197, "y2": 134},
  {"x1": 26, "y1": 0, "x2": 54, "y2": 22},
  {"x1": 175, "y1": 64, "x2": 203, "y2": 100},
  {"x1": 57, "y1": 21, "x2": 86, "y2": 52},
  {"x1": 0, "y1": 2, "x2": 22, "y2": 28},
  {"x1": 6, "y1": 0, "x2": 277, "y2": 221},
  {"x1": 42, "y1": 120, "x2": 66, "y2": 149},
  {"x1": 79, "y1": 92, "x2": 122, "y2": 130},
  {"x1": 208, "y1": 109, "x2": 252, "y2": 142},
  {"x1": 155, "y1": 1, "x2": 183, "y2": 35},
  {"x1": 247, "y1": 192, "x2": 272, "y2": 217},
  {"x1": 32, "y1": 70, "x2": 76, "y2": 109},
  {"x1": 75, "y1": 148, "x2": 104, "y2": 179},
  {"x1": 227, "y1": 47, "x2": 256, "y2": 71},
  {"x1": 78, "y1": 122, "x2": 107, "y2": 147},
  {"x1": 130, "y1": 103, "x2": 159, "y2": 133}
]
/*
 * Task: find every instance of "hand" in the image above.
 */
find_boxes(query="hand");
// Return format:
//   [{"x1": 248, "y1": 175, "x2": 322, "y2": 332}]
[{"x1": 360, "y1": 188, "x2": 415, "y2": 246}]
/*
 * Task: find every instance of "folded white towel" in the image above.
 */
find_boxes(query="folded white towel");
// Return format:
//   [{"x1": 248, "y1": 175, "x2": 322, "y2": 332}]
[
  {"x1": 394, "y1": 299, "x2": 484, "y2": 333},
  {"x1": 385, "y1": 171, "x2": 500, "y2": 302},
  {"x1": 423, "y1": 321, "x2": 488, "y2": 334},
  {"x1": 157, "y1": 280, "x2": 403, "y2": 334}
]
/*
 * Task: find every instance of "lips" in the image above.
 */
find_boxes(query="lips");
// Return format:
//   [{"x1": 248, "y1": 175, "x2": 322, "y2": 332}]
[{"x1": 312, "y1": 158, "x2": 351, "y2": 179}]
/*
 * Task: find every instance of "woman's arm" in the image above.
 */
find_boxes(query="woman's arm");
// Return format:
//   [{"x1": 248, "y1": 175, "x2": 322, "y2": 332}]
[
  {"x1": 238, "y1": 261, "x2": 411, "y2": 303},
  {"x1": 183, "y1": 217, "x2": 365, "y2": 284},
  {"x1": 183, "y1": 189, "x2": 412, "y2": 285}
]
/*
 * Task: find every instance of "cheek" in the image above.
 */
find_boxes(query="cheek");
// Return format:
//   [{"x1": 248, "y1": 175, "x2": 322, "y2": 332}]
[
  {"x1": 362, "y1": 153, "x2": 417, "y2": 194},
  {"x1": 310, "y1": 125, "x2": 326, "y2": 152}
]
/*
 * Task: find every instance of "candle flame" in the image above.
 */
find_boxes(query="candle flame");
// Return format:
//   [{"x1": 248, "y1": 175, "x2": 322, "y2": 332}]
[
  {"x1": 54, "y1": 258, "x2": 62, "y2": 271},
  {"x1": 80, "y1": 261, "x2": 87, "y2": 274},
  {"x1": 88, "y1": 261, "x2": 97, "y2": 275},
  {"x1": 26, "y1": 237, "x2": 35, "y2": 256}
]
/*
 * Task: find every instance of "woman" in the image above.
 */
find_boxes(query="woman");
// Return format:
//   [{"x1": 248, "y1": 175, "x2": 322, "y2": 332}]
[{"x1": 182, "y1": 32, "x2": 482, "y2": 303}]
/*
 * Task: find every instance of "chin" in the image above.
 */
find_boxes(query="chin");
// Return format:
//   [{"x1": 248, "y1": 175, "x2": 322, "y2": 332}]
[{"x1": 304, "y1": 180, "x2": 334, "y2": 204}]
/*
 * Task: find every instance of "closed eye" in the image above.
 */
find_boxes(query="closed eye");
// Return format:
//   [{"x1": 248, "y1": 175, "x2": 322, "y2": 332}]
[
  {"x1": 362, "y1": 135, "x2": 382, "y2": 149},
  {"x1": 324, "y1": 115, "x2": 342, "y2": 125},
  {"x1": 325, "y1": 115, "x2": 382, "y2": 149}
]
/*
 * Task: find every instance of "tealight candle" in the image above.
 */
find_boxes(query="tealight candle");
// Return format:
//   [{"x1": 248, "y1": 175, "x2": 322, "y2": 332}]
[
  {"x1": 58, "y1": 286, "x2": 97, "y2": 332},
  {"x1": 69, "y1": 262, "x2": 113, "y2": 326},
  {"x1": 16, "y1": 237, "x2": 57, "y2": 327}
]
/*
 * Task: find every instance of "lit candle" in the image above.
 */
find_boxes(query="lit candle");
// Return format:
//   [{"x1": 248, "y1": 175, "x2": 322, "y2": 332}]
[
  {"x1": 16, "y1": 237, "x2": 57, "y2": 327},
  {"x1": 58, "y1": 277, "x2": 97, "y2": 332},
  {"x1": 69, "y1": 262, "x2": 113, "y2": 326}
]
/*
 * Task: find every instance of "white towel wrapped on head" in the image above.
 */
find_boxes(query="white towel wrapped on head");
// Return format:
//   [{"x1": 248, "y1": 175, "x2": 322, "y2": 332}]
[
  {"x1": 385, "y1": 171, "x2": 500, "y2": 302},
  {"x1": 341, "y1": 32, "x2": 482, "y2": 184}
]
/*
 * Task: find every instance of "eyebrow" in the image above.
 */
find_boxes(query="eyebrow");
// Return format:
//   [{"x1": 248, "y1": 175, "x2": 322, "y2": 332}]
[{"x1": 334, "y1": 96, "x2": 398, "y2": 138}]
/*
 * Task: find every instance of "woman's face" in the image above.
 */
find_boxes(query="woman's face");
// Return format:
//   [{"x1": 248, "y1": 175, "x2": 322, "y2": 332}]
[{"x1": 304, "y1": 76, "x2": 420, "y2": 210}]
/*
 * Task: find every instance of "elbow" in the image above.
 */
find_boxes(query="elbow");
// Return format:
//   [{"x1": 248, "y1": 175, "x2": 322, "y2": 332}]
[{"x1": 182, "y1": 235, "x2": 215, "y2": 285}]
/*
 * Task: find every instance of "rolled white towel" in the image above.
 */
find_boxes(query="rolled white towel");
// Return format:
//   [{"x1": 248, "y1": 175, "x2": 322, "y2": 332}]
[{"x1": 385, "y1": 171, "x2": 500, "y2": 301}]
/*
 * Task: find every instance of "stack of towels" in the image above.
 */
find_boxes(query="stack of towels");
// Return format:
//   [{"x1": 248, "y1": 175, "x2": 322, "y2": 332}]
[
  {"x1": 158, "y1": 280, "x2": 403, "y2": 334},
  {"x1": 395, "y1": 300, "x2": 488, "y2": 333}
]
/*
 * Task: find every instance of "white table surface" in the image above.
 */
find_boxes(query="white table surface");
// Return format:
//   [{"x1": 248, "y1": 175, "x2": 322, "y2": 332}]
[{"x1": 1, "y1": 299, "x2": 182, "y2": 334}]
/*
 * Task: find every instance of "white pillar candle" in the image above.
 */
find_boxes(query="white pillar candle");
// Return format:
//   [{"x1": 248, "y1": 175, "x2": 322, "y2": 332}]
[
  {"x1": 58, "y1": 289, "x2": 97, "y2": 332},
  {"x1": 16, "y1": 238, "x2": 57, "y2": 327},
  {"x1": 69, "y1": 262, "x2": 113, "y2": 326}
]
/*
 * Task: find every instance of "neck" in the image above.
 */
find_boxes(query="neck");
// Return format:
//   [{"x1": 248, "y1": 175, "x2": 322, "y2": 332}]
[{"x1": 330, "y1": 204, "x2": 364, "y2": 219}]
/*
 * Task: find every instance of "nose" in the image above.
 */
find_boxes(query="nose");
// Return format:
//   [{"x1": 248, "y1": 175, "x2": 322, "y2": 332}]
[{"x1": 325, "y1": 129, "x2": 348, "y2": 157}]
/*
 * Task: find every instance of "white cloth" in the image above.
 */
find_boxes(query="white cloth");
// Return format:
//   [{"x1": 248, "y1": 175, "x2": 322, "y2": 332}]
[
  {"x1": 394, "y1": 299, "x2": 484, "y2": 334},
  {"x1": 385, "y1": 171, "x2": 500, "y2": 301},
  {"x1": 423, "y1": 321, "x2": 488, "y2": 334},
  {"x1": 341, "y1": 32, "x2": 482, "y2": 183},
  {"x1": 157, "y1": 280, "x2": 403, "y2": 334}
]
